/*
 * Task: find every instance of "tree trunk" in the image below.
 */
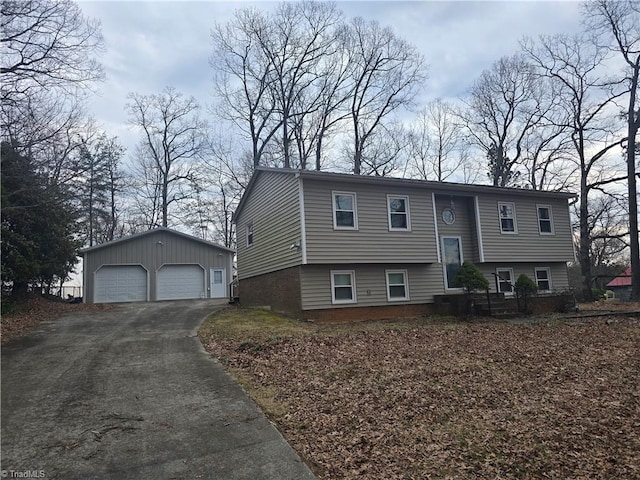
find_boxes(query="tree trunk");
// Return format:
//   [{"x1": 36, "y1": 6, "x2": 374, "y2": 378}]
[
  {"x1": 315, "y1": 134, "x2": 323, "y2": 171},
  {"x1": 579, "y1": 178, "x2": 594, "y2": 301},
  {"x1": 627, "y1": 61, "x2": 640, "y2": 301},
  {"x1": 353, "y1": 148, "x2": 361, "y2": 175},
  {"x1": 162, "y1": 179, "x2": 169, "y2": 227}
]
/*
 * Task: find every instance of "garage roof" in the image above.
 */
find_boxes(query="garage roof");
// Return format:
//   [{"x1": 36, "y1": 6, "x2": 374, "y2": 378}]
[{"x1": 80, "y1": 227, "x2": 235, "y2": 254}]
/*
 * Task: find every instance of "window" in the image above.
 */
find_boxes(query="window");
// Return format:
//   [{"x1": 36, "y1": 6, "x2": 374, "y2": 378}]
[
  {"x1": 333, "y1": 192, "x2": 357, "y2": 229},
  {"x1": 246, "y1": 223, "x2": 254, "y2": 247},
  {"x1": 388, "y1": 195, "x2": 411, "y2": 231},
  {"x1": 386, "y1": 270, "x2": 409, "y2": 301},
  {"x1": 496, "y1": 268, "x2": 514, "y2": 294},
  {"x1": 537, "y1": 205, "x2": 554, "y2": 234},
  {"x1": 498, "y1": 202, "x2": 517, "y2": 233},
  {"x1": 331, "y1": 271, "x2": 356, "y2": 304},
  {"x1": 535, "y1": 268, "x2": 552, "y2": 292}
]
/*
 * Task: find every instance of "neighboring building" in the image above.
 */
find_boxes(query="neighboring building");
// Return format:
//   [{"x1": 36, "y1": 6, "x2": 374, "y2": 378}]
[
  {"x1": 606, "y1": 268, "x2": 632, "y2": 301},
  {"x1": 81, "y1": 228, "x2": 234, "y2": 303},
  {"x1": 232, "y1": 167, "x2": 576, "y2": 321}
]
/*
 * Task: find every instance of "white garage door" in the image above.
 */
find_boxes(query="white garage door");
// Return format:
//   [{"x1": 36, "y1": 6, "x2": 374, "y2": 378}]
[
  {"x1": 157, "y1": 264, "x2": 205, "y2": 300},
  {"x1": 95, "y1": 265, "x2": 147, "y2": 303}
]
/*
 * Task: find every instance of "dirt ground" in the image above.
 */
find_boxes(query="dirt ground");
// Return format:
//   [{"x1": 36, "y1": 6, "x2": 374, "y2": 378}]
[{"x1": 200, "y1": 305, "x2": 640, "y2": 480}]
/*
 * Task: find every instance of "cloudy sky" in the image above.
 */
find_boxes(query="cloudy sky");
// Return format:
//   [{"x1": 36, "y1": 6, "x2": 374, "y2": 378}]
[{"x1": 78, "y1": 0, "x2": 585, "y2": 156}]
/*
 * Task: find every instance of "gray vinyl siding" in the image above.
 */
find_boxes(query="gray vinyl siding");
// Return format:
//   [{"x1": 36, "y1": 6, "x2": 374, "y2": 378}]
[
  {"x1": 235, "y1": 170, "x2": 302, "y2": 279},
  {"x1": 477, "y1": 194, "x2": 574, "y2": 262},
  {"x1": 476, "y1": 262, "x2": 570, "y2": 293},
  {"x1": 303, "y1": 179, "x2": 438, "y2": 264},
  {"x1": 434, "y1": 195, "x2": 480, "y2": 263},
  {"x1": 300, "y1": 264, "x2": 445, "y2": 310},
  {"x1": 83, "y1": 230, "x2": 232, "y2": 302}
]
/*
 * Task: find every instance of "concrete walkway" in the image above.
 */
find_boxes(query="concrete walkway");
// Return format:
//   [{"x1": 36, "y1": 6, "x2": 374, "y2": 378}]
[{"x1": 1, "y1": 300, "x2": 315, "y2": 480}]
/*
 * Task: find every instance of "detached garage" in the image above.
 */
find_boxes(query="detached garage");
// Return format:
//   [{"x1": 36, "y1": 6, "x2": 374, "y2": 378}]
[{"x1": 81, "y1": 228, "x2": 234, "y2": 303}]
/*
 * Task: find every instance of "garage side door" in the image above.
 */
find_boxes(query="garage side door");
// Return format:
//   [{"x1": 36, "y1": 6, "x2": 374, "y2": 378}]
[
  {"x1": 95, "y1": 265, "x2": 147, "y2": 303},
  {"x1": 157, "y1": 264, "x2": 205, "y2": 300}
]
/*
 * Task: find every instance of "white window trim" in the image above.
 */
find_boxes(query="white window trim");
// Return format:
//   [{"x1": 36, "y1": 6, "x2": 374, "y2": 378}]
[
  {"x1": 441, "y1": 236, "x2": 464, "y2": 291},
  {"x1": 536, "y1": 204, "x2": 555, "y2": 235},
  {"x1": 497, "y1": 201, "x2": 518, "y2": 234},
  {"x1": 330, "y1": 270, "x2": 357, "y2": 304},
  {"x1": 332, "y1": 191, "x2": 358, "y2": 230},
  {"x1": 386, "y1": 269, "x2": 409, "y2": 301},
  {"x1": 496, "y1": 268, "x2": 515, "y2": 295},
  {"x1": 246, "y1": 222, "x2": 254, "y2": 247},
  {"x1": 387, "y1": 195, "x2": 411, "y2": 231},
  {"x1": 535, "y1": 267, "x2": 553, "y2": 293}
]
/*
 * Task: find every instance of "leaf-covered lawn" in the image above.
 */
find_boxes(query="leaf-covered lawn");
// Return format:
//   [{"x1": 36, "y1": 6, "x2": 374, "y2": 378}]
[{"x1": 200, "y1": 307, "x2": 640, "y2": 480}]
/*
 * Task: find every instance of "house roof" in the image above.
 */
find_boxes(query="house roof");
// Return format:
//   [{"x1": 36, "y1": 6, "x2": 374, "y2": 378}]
[
  {"x1": 80, "y1": 227, "x2": 235, "y2": 254},
  {"x1": 233, "y1": 167, "x2": 578, "y2": 222},
  {"x1": 606, "y1": 268, "x2": 632, "y2": 287}
]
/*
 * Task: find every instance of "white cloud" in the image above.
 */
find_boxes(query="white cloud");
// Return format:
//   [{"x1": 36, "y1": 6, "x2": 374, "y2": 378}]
[{"x1": 78, "y1": 0, "x2": 585, "y2": 156}]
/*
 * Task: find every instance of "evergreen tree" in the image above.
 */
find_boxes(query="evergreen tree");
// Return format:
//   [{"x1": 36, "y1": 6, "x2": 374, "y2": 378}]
[{"x1": 1, "y1": 142, "x2": 80, "y2": 295}]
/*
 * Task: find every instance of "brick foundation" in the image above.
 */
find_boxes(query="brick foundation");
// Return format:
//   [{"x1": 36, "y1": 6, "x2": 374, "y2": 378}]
[
  {"x1": 238, "y1": 267, "x2": 303, "y2": 317},
  {"x1": 303, "y1": 303, "x2": 434, "y2": 323}
]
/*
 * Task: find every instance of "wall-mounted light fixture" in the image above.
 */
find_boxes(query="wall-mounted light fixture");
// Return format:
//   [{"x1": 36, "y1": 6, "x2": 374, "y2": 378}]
[{"x1": 290, "y1": 240, "x2": 301, "y2": 252}]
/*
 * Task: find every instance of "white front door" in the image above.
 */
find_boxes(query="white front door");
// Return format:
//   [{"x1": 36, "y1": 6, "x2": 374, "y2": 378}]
[
  {"x1": 210, "y1": 268, "x2": 226, "y2": 298},
  {"x1": 442, "y1": 236, "x2": 463, "y2": 289}
]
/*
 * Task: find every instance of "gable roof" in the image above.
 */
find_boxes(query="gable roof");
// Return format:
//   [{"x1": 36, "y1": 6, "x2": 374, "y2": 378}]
[
  {"x1": 606, "y1": 268, "x2": 632, "y2": 287},
  {"x1": 233, "y1": 167, "x2": 577, "y2": 222},
  {"x1": 80, "y1": 227, "x2": 235, "y2": 254}
]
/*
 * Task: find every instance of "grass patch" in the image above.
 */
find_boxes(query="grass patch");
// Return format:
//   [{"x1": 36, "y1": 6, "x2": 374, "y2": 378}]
[
  {"x1": 198, "y1": 305, "x2": 314, "y2": 344},
  {"x1": 198, "y1": 305, "x2": 458, "y2": 348}
]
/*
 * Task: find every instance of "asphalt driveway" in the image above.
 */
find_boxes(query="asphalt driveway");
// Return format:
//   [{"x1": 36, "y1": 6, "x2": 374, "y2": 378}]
[{"x1": 1, "y1": 300, "x2": 315, "y2": 480}]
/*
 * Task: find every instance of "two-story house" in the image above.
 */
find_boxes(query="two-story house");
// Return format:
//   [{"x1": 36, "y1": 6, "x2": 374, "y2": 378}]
[{"x1": 232, "y1": 167, "x2": 576, "y2": 321}]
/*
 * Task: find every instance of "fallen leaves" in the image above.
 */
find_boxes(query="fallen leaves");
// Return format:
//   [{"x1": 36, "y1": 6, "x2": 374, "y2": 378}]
[
  {"x1": 201, "y1": 310, "x2": 640, "y2": 479},
  {"x1": 1, "y1": 295, "x2": 112, "y2": 344}
]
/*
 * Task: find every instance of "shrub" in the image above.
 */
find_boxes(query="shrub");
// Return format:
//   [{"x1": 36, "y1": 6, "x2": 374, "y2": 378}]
[
  {"x1": 453, "y1": 262, "x2": 489, "y2": 294},
  {"x1": 515, "y1": 274, "x2": 538, "y2": 295}
]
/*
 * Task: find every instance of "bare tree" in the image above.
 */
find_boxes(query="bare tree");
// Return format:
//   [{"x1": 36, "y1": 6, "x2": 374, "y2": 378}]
[
  {"x1": 211, "y1": 3, "x2": 425, "y2": 174},
  {"x1": 211, "y1": 2, "x2": 349, "y2": 170},
  {"x1": 194, "y1": 133, "x2": 253, "y2": 248},
  {"x1": 356, "y1": 122, "x2": 408, "y2": 177},
  {"x1": 1, "y1": 0, "x2": 104, "y2": 155},
  {"x1": 348, "y1": 16, "x2": 426, "y2": 175},
  {"x1": 459, "y1": 54, "x2": 560, "y2": 187},
  {"x1": 211, "y1": 8, "x2": 280, "y2": 168},
  {"x1": 520, "y1": 122, "x2": 577, "y2": 191},
  {"x1": 260, "y1": 1, "x2": 343, "y2": 168},
  {"x1": 126, "y1": 87, "x2": 208, "y2": 228},
  {"x1": 0, "y1": 0, "x2": 103, "y2": 99},
  {"x1": 523, "y1": 34, "x2": 628, "y2": 300},
  {"x1": 571, "y1": 193, "x2": 630, "y2": 291},
  {"x1": 407, "y1": 99, "x2": 468, "y2": 182},
  {"x1": 584, "y1": 0, "x2": 640, "y2": 300}
]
